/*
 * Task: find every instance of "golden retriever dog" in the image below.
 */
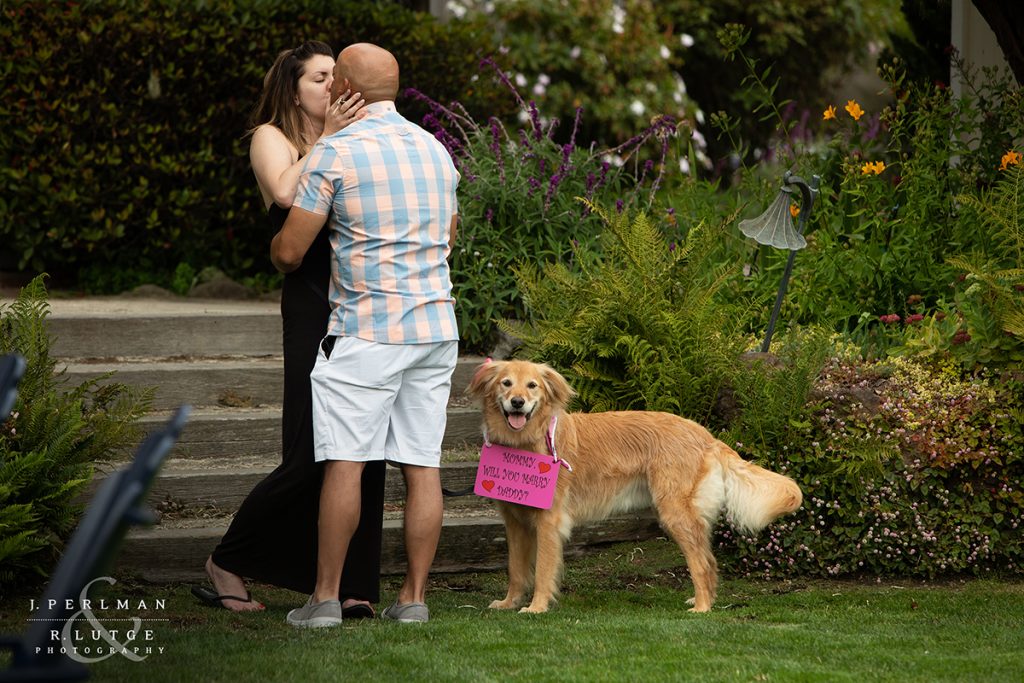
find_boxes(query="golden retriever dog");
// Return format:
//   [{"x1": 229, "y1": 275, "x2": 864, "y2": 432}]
[{"x1": 466, "y1": 359, "x2": 802, "y2": 613}]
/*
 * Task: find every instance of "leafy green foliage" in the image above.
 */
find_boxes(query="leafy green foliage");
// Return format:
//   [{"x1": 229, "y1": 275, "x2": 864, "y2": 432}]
[
  {"x1": 666, "y1": 0, "x2": 906, "y2": 166},
  {"x1": 722, "y1": 328, "x2": 834, "y2": 453},
  {"x1": 945, "y1": 163, "x2": 1024, "y2": 365},
  {"x1": 699, "y1": 37, "x2": 1024, "y2": 359},
  {"x1": 502, "y1": 207, "x2": 747, "y2": 421},
  {"x1": 720, "y1": 356, "x2": 1024, "y2": 579},
  {"x1": 0, "y1": 0, "x2": 508, "y2": 288},
  {"x1": 413, "y1": 72, "x2": 684, "y2": 351},
  {"x1": 449, "y1": 0, "x2": 699, "y2": 150},
  {"x1": 0, "y1": 276, "x2": 152, "y2": 588}
]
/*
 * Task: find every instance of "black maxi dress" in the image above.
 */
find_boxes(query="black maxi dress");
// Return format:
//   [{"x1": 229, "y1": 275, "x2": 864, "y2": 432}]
[{"x1": 210, "y1": 204, "x2": 386, "y2": 600}]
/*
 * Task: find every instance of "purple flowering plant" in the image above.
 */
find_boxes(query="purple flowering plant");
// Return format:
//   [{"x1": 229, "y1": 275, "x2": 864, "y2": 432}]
[{"x1": 407, "y1": 58, "x2": 684, "y2": 350}]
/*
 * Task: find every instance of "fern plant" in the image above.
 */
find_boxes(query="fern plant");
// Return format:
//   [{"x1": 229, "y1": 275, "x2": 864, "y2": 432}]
[
  {"x1": 949, "y1": 162, "x2": 1024, "y2": 364},
  {"x1": 0, "y1": 275, "x2": 152, "y2": 588},
  {"x1": 501, "y1": 205, "x2": 748, "y2": 423}
]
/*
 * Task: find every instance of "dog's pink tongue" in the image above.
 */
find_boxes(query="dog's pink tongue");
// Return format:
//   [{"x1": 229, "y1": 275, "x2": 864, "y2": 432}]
[{"x1": 507, "y1": 413, "x2": 527, "y2": 430}]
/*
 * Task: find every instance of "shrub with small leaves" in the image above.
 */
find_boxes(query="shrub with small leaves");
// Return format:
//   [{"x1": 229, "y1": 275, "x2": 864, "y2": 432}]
[
  {"x1": 0, "y1": 0, "x2": 507, "y2": 288},
  {"x1": 718, "y1": 354, "x2": 1024, "y2": 579}
]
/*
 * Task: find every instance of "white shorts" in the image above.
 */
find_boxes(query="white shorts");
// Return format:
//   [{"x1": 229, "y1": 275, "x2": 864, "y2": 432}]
[{"x1": 310, "y1": 336, "x2": 457, "y2": 467}]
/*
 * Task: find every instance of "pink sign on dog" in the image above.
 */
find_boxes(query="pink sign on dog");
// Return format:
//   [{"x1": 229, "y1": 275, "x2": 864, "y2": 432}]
[{"x1": 474, "y1": 443, "x2": 561, "y2": 509}]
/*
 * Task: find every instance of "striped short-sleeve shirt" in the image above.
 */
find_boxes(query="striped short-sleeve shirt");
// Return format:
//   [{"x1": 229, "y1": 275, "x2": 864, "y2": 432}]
[{"x1": 294, "y1": 101, "x2": 459, "y2": 345}]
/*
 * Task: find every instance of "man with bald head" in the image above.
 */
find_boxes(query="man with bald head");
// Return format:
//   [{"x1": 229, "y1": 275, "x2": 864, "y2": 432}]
[{"x1": 271, "y1": 43, "x2": 459, "y2": 627}]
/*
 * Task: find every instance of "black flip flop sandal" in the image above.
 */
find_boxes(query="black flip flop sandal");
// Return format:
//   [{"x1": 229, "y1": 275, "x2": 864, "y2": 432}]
[
  {"x1": 341, "y1": 602, "x2": 375, "y2": 619},
  {"x1": 190, "y1": 585, "x2": 255, "y2": 609}
]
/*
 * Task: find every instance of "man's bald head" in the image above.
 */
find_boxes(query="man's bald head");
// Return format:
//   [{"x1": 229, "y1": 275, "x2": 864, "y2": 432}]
[{"x1": 332, "y1": 43, "x2": 399, "y2": 103}]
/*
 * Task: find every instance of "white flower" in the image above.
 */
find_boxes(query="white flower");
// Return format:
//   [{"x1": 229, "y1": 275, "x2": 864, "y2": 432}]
[
  {"x1": 660, "y1": 45, "x2": 671, "y2": 60},
  {"x1": 629, "y1": 99, "x2": 645, "y2": 116},
  {"x1": 515, "y1": 73, "x2": 527, "y2": 88},
  {"x1": 447, "y1": 2, "x2": 467, "y2": 19},
  {"x1": 679, "y1": 157, "x2": 691, "y2": 175},
  {"x1": 680, "y1": 33, "x2": 695, "y2": 48},
  {"x1": 691, "y1": 129, "x2": 706, "y2": 147},
  {"x1": 611, "y1": 5, "x2": 626, "y2": 33},
  {"x1": 695, "y1": 109, "x2": 705, "y2": 125},
  {"x1": 517, "y1": 110, "x2": 530, "y2": 124},
  {"x1": 603, "y1": 153, "x2": 625, "y2": 167},
  {"x1": 538, "y1": 73, "x2": 551, "y2": 86},
  {"x1": 570, "y1": 45, "x2": 581, "y2": 59},
  {"x1": 675, "y1": 74, "x2": 687, "y2": 95},
  {"x1": 533, "y1": 83, "x2": 546, "y2": 96}
]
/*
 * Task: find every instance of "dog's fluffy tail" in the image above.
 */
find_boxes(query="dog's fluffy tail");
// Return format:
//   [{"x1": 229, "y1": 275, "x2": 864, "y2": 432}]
[{"x1": 711, "y1": 444, "x2": 802, "y2": 533}]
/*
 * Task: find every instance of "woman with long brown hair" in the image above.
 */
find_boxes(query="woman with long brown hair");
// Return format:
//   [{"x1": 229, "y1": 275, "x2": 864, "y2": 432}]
[{"x1": 192, "y1": 41, "x2": 383, "y2": 617}]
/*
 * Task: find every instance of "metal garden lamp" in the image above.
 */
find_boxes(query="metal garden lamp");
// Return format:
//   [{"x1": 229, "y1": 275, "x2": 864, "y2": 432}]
[{"x1": 739, "y1": 170, "x2": 820, "y2": 352}]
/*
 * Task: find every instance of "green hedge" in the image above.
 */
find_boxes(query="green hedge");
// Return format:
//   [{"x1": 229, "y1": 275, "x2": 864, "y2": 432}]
[{"x1": 0, "y1": 0, "x2": 509, "y2": 288}]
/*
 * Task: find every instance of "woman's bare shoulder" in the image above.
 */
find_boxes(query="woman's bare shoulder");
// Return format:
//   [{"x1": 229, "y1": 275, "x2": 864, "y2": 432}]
[
  {"x1": 250, "y1": 124, "x2": 298, "y2": 161},
  {"x1": 251, "y1": 123, "x2": 290, "y2": 145}
]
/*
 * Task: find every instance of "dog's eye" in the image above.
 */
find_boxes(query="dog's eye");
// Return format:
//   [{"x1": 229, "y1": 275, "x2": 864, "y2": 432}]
[
  {"x1": 501, "y1": 379, "x2": 513, "y2": 387},
  {"x1": 526, "y1": 381, "x2": 538, "y2": 389}
]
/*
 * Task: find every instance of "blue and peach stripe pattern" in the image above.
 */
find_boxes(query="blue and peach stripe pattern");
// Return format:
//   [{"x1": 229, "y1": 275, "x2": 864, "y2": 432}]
[{"x1": 294, "y1": 101, "x2": 459, "y2": 345}]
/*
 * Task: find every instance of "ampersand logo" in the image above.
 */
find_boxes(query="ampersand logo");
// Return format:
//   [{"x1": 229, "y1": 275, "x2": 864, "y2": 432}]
[{"x1": 61, "y1": 578, "x2": 147, "y2": 663}]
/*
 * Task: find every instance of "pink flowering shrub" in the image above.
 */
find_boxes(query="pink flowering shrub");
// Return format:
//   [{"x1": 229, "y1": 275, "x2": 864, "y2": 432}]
[{"x1": 718, "y1": 355, "x2": 1023, "y2": 579}]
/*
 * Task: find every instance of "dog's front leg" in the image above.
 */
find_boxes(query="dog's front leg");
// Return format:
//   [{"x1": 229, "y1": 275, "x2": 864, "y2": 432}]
[
  {"x1": 490, "y1": 509, "x2": 534, "y2": 610},
  {"x1": 520, "y1": 512, "x2": 565, "y2": 614}
]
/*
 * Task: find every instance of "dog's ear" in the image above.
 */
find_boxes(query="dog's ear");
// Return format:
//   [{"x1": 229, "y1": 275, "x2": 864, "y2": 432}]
[
  {"x1": 466, "y1": 359, "x2": 500, "y2": 400},
  {"x1": 539, "y1": 364, "x2": 575, "y2": 409}
]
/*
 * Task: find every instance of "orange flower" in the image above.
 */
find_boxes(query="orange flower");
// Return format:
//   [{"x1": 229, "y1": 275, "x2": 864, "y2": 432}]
[
  {"x1": 860, "y1": 160, "x2": 886, "y2": 176},
  {"x1": 999, "y1": 150, "x2": 1022, "y2": 170},
  {"x1": 823, "y1": 105, "x2": 837, "y2": 121},
  {"x1": 845, "y1": 99, "x2": 864, "y2": 121},
  {"x1": 789, "y1": 203, "x2": 800, "y2": 218}
]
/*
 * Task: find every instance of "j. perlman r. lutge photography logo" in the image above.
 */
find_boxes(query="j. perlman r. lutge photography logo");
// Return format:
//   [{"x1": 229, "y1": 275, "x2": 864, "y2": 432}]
[{"x1": 29, "y1": 577, "x2": 167, "y2": 663}]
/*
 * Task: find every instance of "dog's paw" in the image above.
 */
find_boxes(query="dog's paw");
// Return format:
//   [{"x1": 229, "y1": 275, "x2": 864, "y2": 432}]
[
  {"x1": 685, "y1": 597, "x2": 696, "y2": 606},
  {"x1": 687, "y1": 605, "x2": 711, "y2": 613},
  {"x1": 518, "y1": 605, "x2": 549, "y2": 614},
  {"x1": 488, "y1": 599, "x2": 518, "y2": 610}
]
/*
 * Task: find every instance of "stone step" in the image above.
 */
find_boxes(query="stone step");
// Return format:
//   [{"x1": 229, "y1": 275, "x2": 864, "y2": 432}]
[
  {"x1": 41, "y1": 298, "x2": 283, "y2": 359},
  {"x1": 125, "y1": 406, "x2": 481, "y2": 462},
  {"x1": 113, "y1": 461, "x2": 485, "y2": 512},
  {"x1": 62, "y1": 355, "x2": 485, "y2": 411},
  {"x1": 115, "y1": 512, "x2": 663, "y2": 581}
]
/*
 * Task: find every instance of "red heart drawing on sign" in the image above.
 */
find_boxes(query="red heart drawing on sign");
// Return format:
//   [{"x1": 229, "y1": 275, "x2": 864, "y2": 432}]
[
  {"x1": 538, "y1": 463, "x2": 551, "y2": 474},
  {"x1": 482, "y1": 480, "x2": 495, "y2": 492}
]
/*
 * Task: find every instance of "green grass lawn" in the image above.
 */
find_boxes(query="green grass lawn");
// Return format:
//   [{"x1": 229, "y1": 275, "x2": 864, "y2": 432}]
[{"x1": 2, "y1": 538, "x2": 1021, "y2": 682}]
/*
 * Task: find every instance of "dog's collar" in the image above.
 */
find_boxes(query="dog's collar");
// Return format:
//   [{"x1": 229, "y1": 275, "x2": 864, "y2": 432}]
[{"x1": 483, "y1": 415, "x2": 572, "y2": 472}]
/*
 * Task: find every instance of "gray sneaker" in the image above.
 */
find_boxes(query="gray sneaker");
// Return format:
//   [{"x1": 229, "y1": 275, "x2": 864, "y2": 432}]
[
  {"x1": 287, "y1": 596, "x2": 343, "y2": 628},
  {"x1": 381, "y1": 600, "x2": 429, "y2": 623}
]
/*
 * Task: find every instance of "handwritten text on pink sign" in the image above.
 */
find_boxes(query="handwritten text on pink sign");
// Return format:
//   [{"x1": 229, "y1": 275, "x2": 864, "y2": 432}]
[{"x1": 474, "y1": 443, "x2": 559, "y2": 509}]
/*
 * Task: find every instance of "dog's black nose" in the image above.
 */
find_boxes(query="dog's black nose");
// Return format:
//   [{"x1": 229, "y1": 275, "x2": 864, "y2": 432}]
[{"x1": 510, "y1": 397, "x2": 525, "y2": 410}]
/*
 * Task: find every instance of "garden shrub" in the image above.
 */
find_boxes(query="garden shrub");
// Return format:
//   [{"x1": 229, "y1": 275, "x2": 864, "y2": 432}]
[
  {"x1": 450, "y1": 0, "x2": 902, "y2": 168},
  {"x1": 705, "y1": 29, "x2": 1024, "y2": 358},
  {"x1": 413, "y1": 63, "x2": 685, "y2": 351},
  {"x1": 720, "y1": 355, "x2": 1024, "y2": 579},
  {"x1": 657, "y1": 0, "x2": 905, "y2": 168},
  {"x1": 0, "y1": 276, "x2": 152, "y2": 588},
  {"x1": 448, "y1": 0, "x2": 700, "y2": 153},
  {"x1": 501, "y1": 206, "x2": 749, "y2": 422},
  {"x1": 0, "y1": 0, "x2": 507, "y2": 289}
]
